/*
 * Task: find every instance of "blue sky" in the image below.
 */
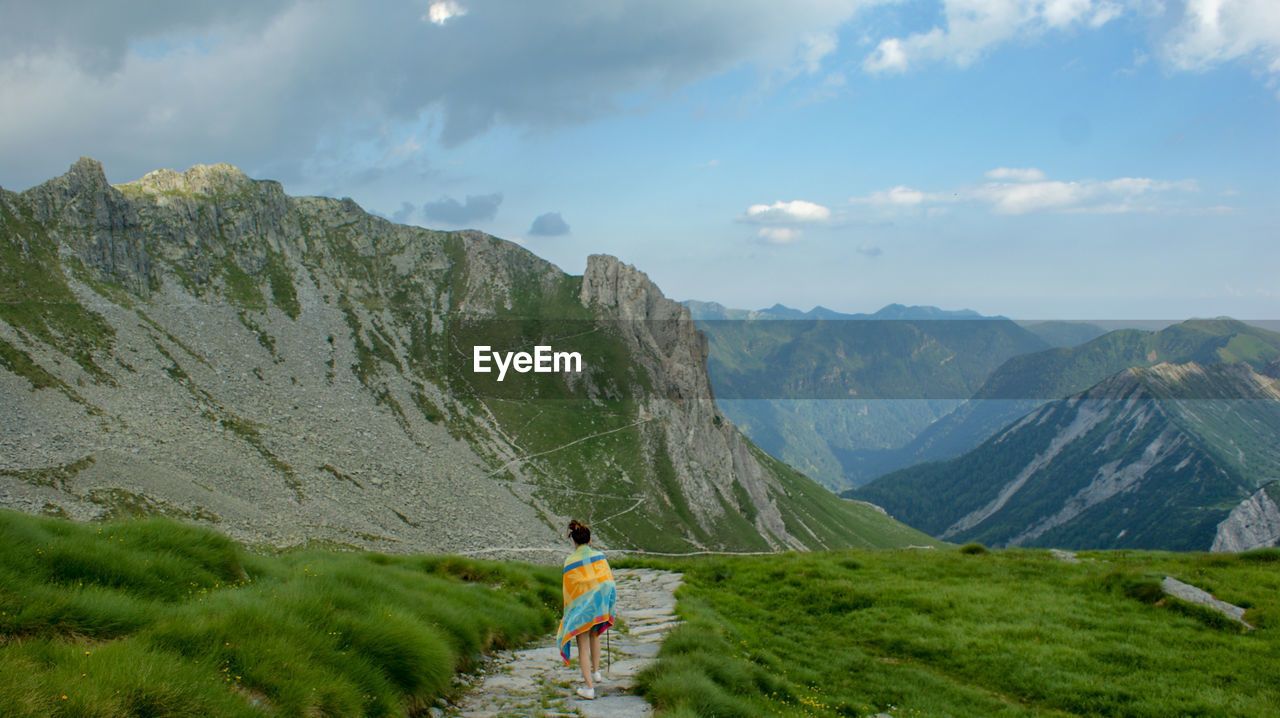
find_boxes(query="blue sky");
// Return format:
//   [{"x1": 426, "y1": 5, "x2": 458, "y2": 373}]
[{"x1": 1, "y1": 0, "x2": 1277, "y2": 319}]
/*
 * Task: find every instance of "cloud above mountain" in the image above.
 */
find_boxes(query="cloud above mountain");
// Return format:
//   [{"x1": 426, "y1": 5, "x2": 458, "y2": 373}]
[
  {"x1": 3, "y1": 0, "x2": 1276, "y2": 192},
  {"x1": 850, "y1": 168, "x2": 1200, "y2": 216},
  {"x1": 0, "y1": 0, "x2": 883, "y2": 188},
  {"x1": 529, "y1": 212, "x2": 570, "y2": 237},
  {"x1": 422, "y1": 193, "x2": 503, "y2": 224}
]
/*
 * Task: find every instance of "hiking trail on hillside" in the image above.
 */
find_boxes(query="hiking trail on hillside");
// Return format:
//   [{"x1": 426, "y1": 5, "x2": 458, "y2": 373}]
[{"x1": 445, "y1": 568, "x2": 683, "y2": 717}]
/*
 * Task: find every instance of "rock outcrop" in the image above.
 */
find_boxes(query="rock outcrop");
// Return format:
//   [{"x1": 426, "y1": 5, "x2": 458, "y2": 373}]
[
  {"x1": 580, "y1": 255, "x2": 797, "y2": 548},
  {"x1": 1212, "y1": 483, "x2": 1280, "y2": 552}
]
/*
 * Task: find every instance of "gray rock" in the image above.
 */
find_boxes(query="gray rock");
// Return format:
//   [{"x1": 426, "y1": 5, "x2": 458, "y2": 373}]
[
  {"x1": 1211, "y1": 484, "x2": 1280, "y2": 552},
  {"x1": 1161, "y1": 577, "x2": 1254, "y2": 629}
]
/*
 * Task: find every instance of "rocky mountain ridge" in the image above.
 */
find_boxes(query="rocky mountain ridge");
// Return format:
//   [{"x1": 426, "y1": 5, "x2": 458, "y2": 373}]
[{"x1": 0, "y1": 158, "x2": 932, "y2": 556}]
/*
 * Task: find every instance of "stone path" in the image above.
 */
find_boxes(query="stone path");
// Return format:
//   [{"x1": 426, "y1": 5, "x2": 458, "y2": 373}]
[{"x1": 445, "y1": 568, "x2": 683, "y2": 717}]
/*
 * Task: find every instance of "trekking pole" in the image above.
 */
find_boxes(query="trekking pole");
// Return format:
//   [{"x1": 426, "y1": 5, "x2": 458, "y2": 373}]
[{"x1": 607, "y1": 626, "x2": 611, "y2": 674}]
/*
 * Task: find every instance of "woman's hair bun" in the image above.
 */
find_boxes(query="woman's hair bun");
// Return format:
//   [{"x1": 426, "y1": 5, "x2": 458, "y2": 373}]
[{"x1": 568, "y1": 519, "x2": 591, "y2": 544}]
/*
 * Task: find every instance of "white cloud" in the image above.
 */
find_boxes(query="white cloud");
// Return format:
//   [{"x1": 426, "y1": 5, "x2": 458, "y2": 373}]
[
  {"x1": 425, "y1": 1, "x2": 467, "y2": 26},
  {"x1": 984, "y1": 167, "x2": 1047, "y2": 182},
  {"x1": 744, "y1": 199, "x2": 832, "y2": 224},
  {"x1": 0, "y1": 0, "x2": 898, "y2": 188},
  {"x1": 1044, "y1": 0, "x2": 1092, "y2": 28},
  {"x1": 856, "y1": 0, "x2": 1280, "y2": 90},
  {"x1": 1161, "y1": 0, "x2": 1280, "y2": 76},
  {"x1": 862, "y1": 0, "x2": 1124, "y2": 74},
  {"x1": 759, "y1": 227, "x2": 803, "y2": 243},
  {"x1": 863, "y1": 36, "x2": 914, "y2": 73},
  {"x1": 801, "y1": 32, "x2": 839, "y2": 73},
  {"x1": 852, "y1": 185, "x2": 929, "y2": 205},
  {"x1": 975, "y1": 176, "x2": 1196, "y2": 214},
  {"x1": 1090, "y1": 2, "x2": 1123, "y2": 28},
  {"x1": 851, "y1": 170, "x2": 1200, "y2": 216}
]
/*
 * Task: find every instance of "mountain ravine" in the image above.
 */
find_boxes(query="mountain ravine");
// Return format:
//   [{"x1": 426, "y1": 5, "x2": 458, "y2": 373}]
[{"x1": 0, "y1": 158, "x2": 932, "y2": 556}]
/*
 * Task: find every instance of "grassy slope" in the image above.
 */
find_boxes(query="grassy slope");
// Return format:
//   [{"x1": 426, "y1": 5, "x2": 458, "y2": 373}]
[
  {"x1": 627, "y1": 547, "x2": 1280, "y2": 717},
  {"x1": 750, "y1": 444, "x2": 940, "y2": 550},
  {"x1": 0, "y1": 510, "x2": 558, "y2": 717}
]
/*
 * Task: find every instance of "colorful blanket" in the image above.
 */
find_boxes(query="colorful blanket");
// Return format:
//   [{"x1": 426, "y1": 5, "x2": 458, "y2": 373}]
[{"x1": 556, "y1": 544, "x2": 616, "y2": 665}]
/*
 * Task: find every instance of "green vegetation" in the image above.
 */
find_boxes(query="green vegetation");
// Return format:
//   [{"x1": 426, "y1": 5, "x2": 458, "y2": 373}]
[
  {"x1": 0, "y1": 510, "x2": 558, "y2": 717},
  {"x1": 0, "y1": 457, "x2": 95, "y2": 490},
  {"x1": 0, "y1": 199, "x2": 116, "y2": 383},
  {"x1": 628, "y1": 548, "x2": 1280, "y2": 717},
  {"x1": 219, "y1": 254, "x2": 266, "y2": 312},
  {"x1": 265, "y1": 249, "x2": 301, "y2": 319}
]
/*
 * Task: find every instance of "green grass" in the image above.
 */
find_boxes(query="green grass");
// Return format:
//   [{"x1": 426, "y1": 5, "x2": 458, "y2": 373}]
[
  {"x1": 0, "y1": 510, "x2": 559, "y2": 717},
  {"x1": 626, "y1": 548, "x2": 1280, "y2": 717}
]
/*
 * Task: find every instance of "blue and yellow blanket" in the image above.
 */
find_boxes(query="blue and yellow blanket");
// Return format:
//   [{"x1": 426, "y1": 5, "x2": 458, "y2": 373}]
[{"x1": 556, "y1": 544, "x2": 616, "y2": 665}]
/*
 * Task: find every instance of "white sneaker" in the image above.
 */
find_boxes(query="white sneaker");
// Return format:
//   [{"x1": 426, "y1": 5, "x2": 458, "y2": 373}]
[
  {"x1": 593, "y1": 671, "x2": 606, "y2": 683},
  {"x1": 576, "y1": 686, "x2": 596, "y2": 700}
]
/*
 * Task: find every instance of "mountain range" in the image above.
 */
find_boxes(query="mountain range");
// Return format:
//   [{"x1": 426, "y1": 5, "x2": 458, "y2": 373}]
[
  {"x1": 848, "y1": 360, "x2": 1280, "y2": 550},
  {"x1": 842, "y1": 317, "x2": 1280, "y2": 484},
  {"x1": 684, "y1": 300, "x2": 1050, "y2": 490},
  {"x1": 0, "y1": 158, "x2": 933, "y2": 556}
]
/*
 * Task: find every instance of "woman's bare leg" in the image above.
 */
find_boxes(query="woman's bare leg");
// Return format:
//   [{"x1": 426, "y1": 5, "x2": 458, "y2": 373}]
[
  {"x1": 589, "y1": 631, "x2": 602, "y2": 675},
  {"x1": 576, "y1": 634, "x2": 594, "y2": 689}
]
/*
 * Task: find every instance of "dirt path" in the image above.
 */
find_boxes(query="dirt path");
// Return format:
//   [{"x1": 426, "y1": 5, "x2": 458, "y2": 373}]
[{"x1": 445, "y1": 568, "x2": 683, "y2": 717}]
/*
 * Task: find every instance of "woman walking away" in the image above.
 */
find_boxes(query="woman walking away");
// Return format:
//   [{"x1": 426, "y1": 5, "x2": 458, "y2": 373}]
[{"x1": 556, "y1": 520, "x2": 616, "y2": 700}]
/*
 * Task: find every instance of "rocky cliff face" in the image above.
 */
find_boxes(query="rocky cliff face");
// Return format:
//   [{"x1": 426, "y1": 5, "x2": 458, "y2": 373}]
[
  {"x1": 579, "y1": 255, "x2": 797, "y2": 548},
  {"x1": 1, "y1": 159, "x2": 929, "y2": 556},
  {"x1": 1212, "y1": 483, "x2": 1280, "y2": 552}
]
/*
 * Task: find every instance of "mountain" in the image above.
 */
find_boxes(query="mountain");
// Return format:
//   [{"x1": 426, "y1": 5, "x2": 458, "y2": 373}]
[
  {"x1": 681, "y1": 300, "x2": 1048, "y2": 490},
  {"x1": 684, "y1": 301, "x2": 994, "y2": 322},
  {"x1": 848, "y1": 361, "x2": 1280, "y2": 550},
  {"x1": 844, "y1": 318, "x2": 1280, "y2": 485},
  {"x1": 0, "y1": 158, "x2": 935, "y2": 555}
]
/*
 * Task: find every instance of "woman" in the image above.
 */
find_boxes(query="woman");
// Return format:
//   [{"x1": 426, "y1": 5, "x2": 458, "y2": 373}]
[{"x1": 556, "y1": 519, "x2": 616, "y2": 700}]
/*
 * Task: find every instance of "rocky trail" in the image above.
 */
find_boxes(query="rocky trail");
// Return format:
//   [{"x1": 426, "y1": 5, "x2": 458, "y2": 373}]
[{"x1": 445, "y1": 568, "x2": 683, "y2": 717}]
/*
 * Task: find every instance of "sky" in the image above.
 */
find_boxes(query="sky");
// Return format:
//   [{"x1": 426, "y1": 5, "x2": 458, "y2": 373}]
[{"x1": 1, "y1": 0, "x2": 1277, "y2": 320}]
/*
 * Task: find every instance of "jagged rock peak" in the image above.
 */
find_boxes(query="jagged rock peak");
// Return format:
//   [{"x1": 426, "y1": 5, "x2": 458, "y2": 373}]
[
  {"x1": 119, "y1": 162, "x2": 270, "y2": 198},
  {"x1": 66, "y1": 156, "x2": 110, "y2": 187},
  {"x1": 28, "y1": 156, "x2": 111, "y2": 197},
  {"x1": 579, "y1": 254, "x2": 689, "y2": 323}
]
